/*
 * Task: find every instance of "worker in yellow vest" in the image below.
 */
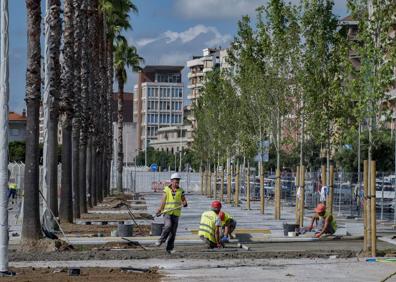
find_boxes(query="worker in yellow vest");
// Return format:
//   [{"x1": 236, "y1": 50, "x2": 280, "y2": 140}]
[
  {"x1": 198, "y1": 200, "x2": 222, "y2": 249},
  {"x1": 218, "y1": 211, "x2": 237, "y2": 243},
  {"x1": 8, "y1": 169, "x2": 17, "y2": 204},
  {"x1": 308, "y1": 203, "x2": 337, "y2": 238},
  {"x1": 155, "y1": 173, "x2": 188, "y2": 254}
]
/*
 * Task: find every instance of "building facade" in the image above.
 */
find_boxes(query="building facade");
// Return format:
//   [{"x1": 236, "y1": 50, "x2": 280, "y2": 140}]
[
  {"x1": 149, "y1": 125, "x2": 194, "y2": 154},
  {"x1": 9, "y1": 111, "x2": 27, "y2": 143},
  {"x1": 134, "y1": 66, "x2": 184, "y2": 152},
  {"x1": 186, "y1": 48, "x2": 222, "y2": 129}
]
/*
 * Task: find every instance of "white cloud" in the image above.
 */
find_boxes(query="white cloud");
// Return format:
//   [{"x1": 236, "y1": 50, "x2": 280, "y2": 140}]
[{"x1": 136, "y1": 25, "x2": 231, "y2": 47}]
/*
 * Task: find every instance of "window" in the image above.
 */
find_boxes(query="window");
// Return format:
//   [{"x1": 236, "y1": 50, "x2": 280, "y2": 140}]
[
  {"x1": 179, "y1": 90, "x2": 183, "y2": 98},
  {"x1": 10, "y1": 129, "x2": 19, "y2": 136}
]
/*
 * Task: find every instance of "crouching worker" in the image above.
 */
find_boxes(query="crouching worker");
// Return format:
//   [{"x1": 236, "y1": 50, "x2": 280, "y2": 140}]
[
  {"x1": 198, "y1": 200, "x2": 222, "y2": 249},
  {"x1": 308, "y1": 203, "x2": 337, "y2": 238},
  {"x1": 218, "y1": 211, "x2": 236, "y2": 243}
]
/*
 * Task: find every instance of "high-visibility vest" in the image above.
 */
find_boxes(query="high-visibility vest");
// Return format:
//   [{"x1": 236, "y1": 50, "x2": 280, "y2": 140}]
[
  {"x1": 198, "y1": 210, "x2": 217, "y2": 243},
  {"x1": 8, "y1": 183, "x2": 16, "y2": 190},
  {"x1": 320, "y1": 211, "x2": 337, "y2": 231},
  {"x1": 163, "y1": 186, "x2": 184, "y2": 217},
  {"x1": 221, "y1": 212, "x2": 233, "y2": 227}
]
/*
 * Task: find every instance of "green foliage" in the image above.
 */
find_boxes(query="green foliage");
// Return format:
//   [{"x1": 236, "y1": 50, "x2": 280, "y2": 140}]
[
  {"x1": 334, "y1": 129, "x2": 395, "y2": 172},
  {"x1": 135, "y1": 148, "x2": 199, "y2": 171},
  {"x1": 9, "y1": 141, "x2": 25, "y2": 162},
  {"x1": 114, "y1": 36, "x2": 143, "y2": 83}
]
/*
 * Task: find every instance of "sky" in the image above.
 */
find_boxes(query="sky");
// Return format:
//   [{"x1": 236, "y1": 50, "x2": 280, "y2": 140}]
[{"x1": 9, "y1": 0, "x2": 349, "y2": 113}]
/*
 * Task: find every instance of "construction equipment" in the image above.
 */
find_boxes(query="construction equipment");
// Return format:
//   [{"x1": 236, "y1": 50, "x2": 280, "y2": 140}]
[
  {"x1": 154, "y1": 205, "x2": 183, "y2": 217},
  {"x1": 120, "y1": 202, "x2": 145, "y2": 235}
]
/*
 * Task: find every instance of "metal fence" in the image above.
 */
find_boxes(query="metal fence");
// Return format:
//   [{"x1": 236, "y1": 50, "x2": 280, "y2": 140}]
[
  {"x1": 8, "y1": 161, "x2": 396, "y2": 223},
  {"x1": 109, "y1": 163, "x2": 201, "y2": 193}
]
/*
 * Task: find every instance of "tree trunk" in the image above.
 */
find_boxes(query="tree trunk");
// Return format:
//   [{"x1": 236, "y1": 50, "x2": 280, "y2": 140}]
[
  {"x1": 71, "y1": 0, "x2": 82, "y2": 219},
  {"x1": 86, "y1": 137, "x2": 93, "y2": 208},
  {"x1": 78, "y1": 0, "x2": 89, "y2": 214},
  {"x1": 22, "y1": 0, "x2": 42, "y2": 241},
  {"x1": 44, "y1": 0, "x2": 61, "y2": 220},
  {"x1": 91, "y1": 141, "x2": 97, "y2": 206},
  {"x1": 116, "y1": 72, "x2": 124, "y2": 194},
  {"x1": 0, "y1": 0, "x2": 10, "y2": 271},
  {"x1": 47, "y1": 114, "x2": 58, "y2": 216},
  {"x1": 79, "y1": 142, "x2": 87, "y2": 213},
  {"x1": 72, "y1": 132, "x2": 80, "y2": 218},
  {"x1": 59, "y1": 0, "x2": 74, "y2": 223}
]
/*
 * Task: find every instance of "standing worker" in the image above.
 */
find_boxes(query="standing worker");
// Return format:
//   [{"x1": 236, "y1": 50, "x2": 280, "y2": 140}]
[
  {"x1": 308, "y1": 203, "x2": 337, "y2": 238},
  {"x1": 218, "y1": 211, "x2": 237, "y2": 243},
  {"x1": 7, "y1": 169, "x2": 17, "y2": 205},
  {"x1": 198, "y1": 200, "x2": 223, "y2": 249},
  {"x1": 155, "y1": 173, "x2": 188, "y2": 254}
]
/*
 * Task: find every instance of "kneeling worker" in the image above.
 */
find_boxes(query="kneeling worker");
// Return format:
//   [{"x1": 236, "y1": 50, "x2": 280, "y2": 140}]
[
  {"x1": 218, "y1": 211, "x2": 236, "y2": 243},
  {"x1": 198, "y1": 200, "x2": 222, "y2": 248},
  {"x1": 308, "y1": 203, "x2": 337, "y2": 238}
]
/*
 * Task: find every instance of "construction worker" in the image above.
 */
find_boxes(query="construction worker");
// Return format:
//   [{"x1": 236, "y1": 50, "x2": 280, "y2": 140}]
[
  {"x1": 198, "y1": 200, "x2": 222, "y2": 249},
  {"x1": 155, "y1": 173, "x2": 188, "y2": 254},
  {"x1": 218, "y1": 211, "x2": 236, "y2": 243},
  {"x1": 308, "y1": 203, "x2": 337, "y2": 238},
  {"x1": 7, "y1": 170, "x2": 17, "y2": 204}
]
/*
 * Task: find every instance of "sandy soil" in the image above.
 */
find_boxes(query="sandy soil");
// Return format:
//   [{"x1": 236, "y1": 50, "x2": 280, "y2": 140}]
[
  {"x1": 60, "y1": 223, "x2": 151, "y2": 237},
  {"x1": 79, "y1": 212, "x2": 153, "y2": 220},
  {"x1": 2, "y1": 267, "x2": 161, "y2": 282},
  {"x1": 9, "y1": 240, "x2": 396, "y2": 262}
]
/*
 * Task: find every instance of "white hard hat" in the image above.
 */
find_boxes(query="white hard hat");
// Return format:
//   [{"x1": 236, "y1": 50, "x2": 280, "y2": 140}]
[{"x1": 171, "y1": 173, "x2": 181, "y2": 180}]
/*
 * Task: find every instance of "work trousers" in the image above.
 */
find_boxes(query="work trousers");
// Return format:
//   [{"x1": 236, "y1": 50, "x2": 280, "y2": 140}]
[{"x1": 159, "y1": 214, "x2": 179, "y2": 251}]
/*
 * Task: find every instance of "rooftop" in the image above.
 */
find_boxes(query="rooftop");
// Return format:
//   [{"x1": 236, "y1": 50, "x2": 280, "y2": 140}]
[
  {"x1": 142, "y1": 65, "x2": 184, "y2": 73},
  {"x1": 9, "y1": 111, "x2": 26, "y2": 121}
]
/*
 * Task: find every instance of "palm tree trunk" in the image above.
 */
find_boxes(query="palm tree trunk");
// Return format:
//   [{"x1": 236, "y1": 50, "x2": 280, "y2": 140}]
[
  {"x1": 72, "y1": 0, "x2": 82, "y2": 219},
  {"x1": 44, "y1": 0, "x2": 61, "y2": 219},
  {"x1": 116, "y1": 72, "x2": 124, "y2": 194},
  {"x1": 78, "y1": 0, "x2": 89, "y2": 213},
  {"x1": 59, "y1": 0, "x2": 74, "y2": 223},
  {"x1": 0, "y1": 0, "x2": 10, "y2": 271},
  {"x1": 91, "y1": 142, "x2": 97, "y2": 206},
  {"x1": 107, "y1": 39, "x2": 113, "y2": 195},
  {"x1": 22, "y1": 0, "x2": 42, "y2": 241},
  {"x1": 86, "y1": 137, "x2": 93, "y2": 208}
]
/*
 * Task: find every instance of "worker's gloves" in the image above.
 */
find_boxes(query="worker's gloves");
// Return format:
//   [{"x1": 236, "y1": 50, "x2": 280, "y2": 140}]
[{"x1": 220, "y1": 236, "x2": 229, "y2": 243}]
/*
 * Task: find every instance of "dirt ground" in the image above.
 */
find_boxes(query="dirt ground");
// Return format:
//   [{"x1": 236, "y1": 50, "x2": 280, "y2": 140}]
[
  {"x1": 2, "y1": 267, "x2": 161, "y2": 282},
  {"x1": 60, "y1": 223, "x2": 151, "y2": 237},
  {"x1": 80, "y1": 212, "x2": 153, "y2": 221},
  {"x1": 9, "y1": 240, "x2": 396, "y2": 262}
]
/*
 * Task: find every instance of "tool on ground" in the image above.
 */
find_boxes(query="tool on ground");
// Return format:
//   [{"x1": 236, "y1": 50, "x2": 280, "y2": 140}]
[
  {"x1": 121, "y1": 237, "x2": 147, "y2": 251},
  {"x1": 154, "y1": 205, "x2": 183, "y2": 217},
  {"x1": 120, "y1": 202, "x2": 145, "y2": 235}
]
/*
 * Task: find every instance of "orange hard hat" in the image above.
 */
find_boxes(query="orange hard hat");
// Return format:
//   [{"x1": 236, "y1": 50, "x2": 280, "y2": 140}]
[
  {"x1": 315, "y1": 203, "x2": 326, "y2": 213},
  {"x1": 219, "y1": 211, "x2": 225, "y2": 221},
  {"x1": 211, "y1": 200, "x2": 222, "y2": 211}
]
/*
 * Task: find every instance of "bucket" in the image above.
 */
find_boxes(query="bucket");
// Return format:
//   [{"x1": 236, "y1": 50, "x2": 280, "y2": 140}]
[
  {"x1": 117, "y1": 224, "x2": 133, "y2": 237},
  {"x1": 151, "y1": 223, "x2": 164, "y2": 236},
  {"x1": 283, "y1": 223, "x2": 299, "y2": 236}
]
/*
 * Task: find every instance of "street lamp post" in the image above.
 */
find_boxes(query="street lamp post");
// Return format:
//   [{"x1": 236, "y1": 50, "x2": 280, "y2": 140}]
[{"x1": 179, "y1": 126, "x2": 182, "y2": 172}]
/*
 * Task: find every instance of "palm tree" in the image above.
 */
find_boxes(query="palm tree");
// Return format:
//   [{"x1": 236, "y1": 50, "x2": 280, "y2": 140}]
[
  {"x1": 79, "y1": 0, "x2": 90, "y2": 214},
  {"x1": 72, "y1": 0, "x2": 82, "y2": 219},
  {"x1": 100, "y1": 0, "x2": 138, "y2": 195},
  {"x1": 22, "y1": 0, "x2": 42, "y2": 241},
  {"x1": 114, "y1": 37, "x2": 143, "y2": 193},
  {"x1": 59, "y1": 0, "x2": 74, "y2": 223},
  {"x1": 0, "y1": 0, "x2": 10, "y2": 272},
  {"x1": 43, "y1": 0, "x2": 61, "y2": 226}
]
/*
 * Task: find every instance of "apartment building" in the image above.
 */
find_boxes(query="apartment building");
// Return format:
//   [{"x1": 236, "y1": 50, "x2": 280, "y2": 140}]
[{"x1": 134, "y1": 65, "x2": 184, "y2": 152}]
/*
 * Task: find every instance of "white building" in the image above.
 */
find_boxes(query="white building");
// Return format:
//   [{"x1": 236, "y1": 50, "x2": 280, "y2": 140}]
[{"x1": 134, "y1": 66, "x2": 184, "y2": 152}]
